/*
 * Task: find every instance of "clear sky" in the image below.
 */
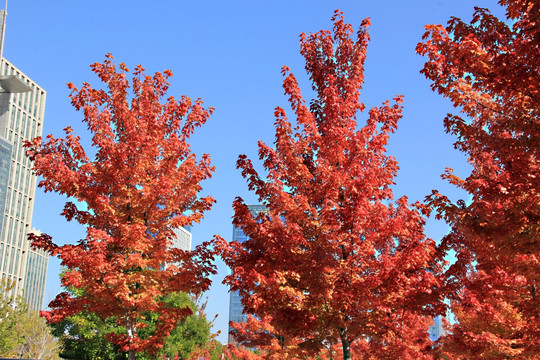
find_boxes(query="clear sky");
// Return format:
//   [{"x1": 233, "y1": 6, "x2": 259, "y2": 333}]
[{"x1": 5, "y1": 0, "x2": 504, "y2": 344}]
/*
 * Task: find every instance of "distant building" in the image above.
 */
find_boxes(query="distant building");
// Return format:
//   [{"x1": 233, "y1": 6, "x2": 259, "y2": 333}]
[
  {"x1": 0, "y1": 9, "x2": 48, "y2": 310},
  {"x1": 228, "y1": 204, "x2": 267, "y2": 344},
  {"x1": 172, "y1": 226, "x2": 192, "y2": 251},
  {"x1": 24, "y1": 229, "x2": 48, "y2": 310},
  {"x1": 429, "y1": 315, "x2": 445, "y2": 341}
]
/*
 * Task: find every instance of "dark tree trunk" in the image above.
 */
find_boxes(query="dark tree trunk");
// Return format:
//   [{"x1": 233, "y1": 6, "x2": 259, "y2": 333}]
[{"x1": 339, "y1": 327, "x2": 351, "y2": 360}]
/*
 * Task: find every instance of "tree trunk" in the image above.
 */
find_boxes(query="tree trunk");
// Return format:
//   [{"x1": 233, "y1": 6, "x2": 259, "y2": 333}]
[
  {"x1": 339, "y1": 328, "x2": 351, "y2": 360},
  {"x1": 126, "y1": 313, "x2": 136, "y2": 360}
]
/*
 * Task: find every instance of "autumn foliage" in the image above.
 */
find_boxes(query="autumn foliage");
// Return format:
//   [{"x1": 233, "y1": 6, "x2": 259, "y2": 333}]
[
  {"x1": 417, "y1": 0, "x2": 539, "y2": 358},
  {"x1": 227, "y1": 314, "x2": 436, "y2": 360},
  {"x1": 25, "y1": 55, "x2": 217, "y2": 358},
  {"x1": 220, "y1": 11, "x2": 445, "y2": 360}
]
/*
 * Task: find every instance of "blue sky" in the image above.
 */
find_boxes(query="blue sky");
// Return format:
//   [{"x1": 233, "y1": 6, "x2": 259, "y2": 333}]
[{"x1": 5, "y1": 0, "x2": 503, "y2": 343}]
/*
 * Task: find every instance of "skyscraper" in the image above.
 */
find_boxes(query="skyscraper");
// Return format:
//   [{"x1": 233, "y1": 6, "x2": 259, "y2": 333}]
[
  {"x1": 172, "y1": 226, "x2": 192, "y2": 251},
  {"x1": 228, "y1": 204, "x2": 267, "y2": 344},
  {"x1": 429, "y1": 315, "x2": 445, "y2": 341},
  {"x1": 0, "y1": 9, "x2": 48, "y2": 310}
]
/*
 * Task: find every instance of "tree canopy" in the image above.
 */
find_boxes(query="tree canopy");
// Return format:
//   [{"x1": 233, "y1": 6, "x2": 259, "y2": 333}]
[
  {"x1": 417, "y1": 0, "x2": 539, "y2": 357},
  {"x1": 220, "y1": 11, "x2": 445, "y2": 360},
  {"x1": 25, "y1": 55, "x2": 217, "y2": 359}
]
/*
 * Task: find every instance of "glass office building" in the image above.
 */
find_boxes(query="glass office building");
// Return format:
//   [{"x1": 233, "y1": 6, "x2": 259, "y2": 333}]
[
  {"x1": 0, "y1": 136, "x2": 11, "y2": 232},
  {"x1": 228, "y1": 204, "x2": 267, "y2": 344},
  {"x1": 24, "y1": 230, "x2": 49, "y2": 310},
  {"x1": 429, "y1": 315, "x2": 445, "y2": 341}
]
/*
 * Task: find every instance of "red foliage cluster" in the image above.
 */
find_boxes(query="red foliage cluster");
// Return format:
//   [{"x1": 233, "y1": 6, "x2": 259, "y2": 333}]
[
  {"x1": 417, "y1": 0, "x2": 539, "y2": 357},
  {"x1": 26, "y1": 55, "x2": 217, "y2": 357},
  {"x1": 220, "y1": 10, "x2": 445, "y2": 360},
  {"x1": 27, "y1": 1, "x2": 539, "y2": 358}
]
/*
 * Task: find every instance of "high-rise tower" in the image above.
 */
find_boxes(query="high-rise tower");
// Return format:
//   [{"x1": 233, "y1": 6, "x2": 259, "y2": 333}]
[
  {"x1": 228, "y1": 204, "x2": 267, "y2": 344},
  {"x1": 172, "y1": 226, "x2": 192, "y2": 251},
  {"x1": 429, "y1": 315, "x2": 445, "y2": 341},
  {"x1": 0, "y1": 8, "x2": 48, "y2": 310}
]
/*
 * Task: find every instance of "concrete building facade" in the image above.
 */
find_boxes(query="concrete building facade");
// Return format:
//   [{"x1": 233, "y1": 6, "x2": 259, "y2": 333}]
[
  {"x1": 0, "y1": 26, "x2": 48, "y2": 309},
  {"x1": 172, "y1": 226, "x2": 192, "y2": 252}
]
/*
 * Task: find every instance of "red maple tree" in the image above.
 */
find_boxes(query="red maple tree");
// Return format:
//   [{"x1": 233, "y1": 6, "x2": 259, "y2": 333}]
[
  {"x1": 25, "y1": 55, "x2": 217, "y2": 359},
  {"x1": 220, "y1": 11, "x2": 445, "y2": 360},
  {"x1": 417, "y1": 0, "x2": 539, "y2": 357}
]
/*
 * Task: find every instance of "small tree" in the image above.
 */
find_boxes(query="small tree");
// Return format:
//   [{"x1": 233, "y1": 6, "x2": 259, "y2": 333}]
[
  {"x1": 0, "y1": 281, "x2": 59, "y2": 360},
  {"x1": 16, "y1": 311, "x2": 60, "y2": 360},
  {"x1": 220, "y1": 11, "x2": 445, "y2": 360},
  {"x1": 50, "y1": 310, "x2": 124, "y2": 360},
  {"x1": 417, "y1": 0, "x2": 539, "y2": 357},
  {"x1": 0, "y1": 280, "x2": 27, "y2": 356},
  {"x1": 52, "y1": 291, "x2": 214, "y2": 360},
  {"x1": 148, "y1": 293, "x2": 214, "y2": 359},
  {"x1": 26, "y1": 55, "x2": 217, "y2": 359}
]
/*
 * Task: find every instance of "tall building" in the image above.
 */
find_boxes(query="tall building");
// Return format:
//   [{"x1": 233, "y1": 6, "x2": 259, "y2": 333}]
[
  {"x1": 0, "y1": 9, "x2": 48, "y2": 310},
  {"x1": 24, "y1": 229, "x2": 49, "y2": 310},
  {"x1": 172, "y1": 226, "x2": 192, "y2": 251},
  {"x1": 228, "y1": 204, "x2": 267, "y2": 344},
  {"x1": 429, "y1": 315, "x2": 445, "y2": 341}
]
